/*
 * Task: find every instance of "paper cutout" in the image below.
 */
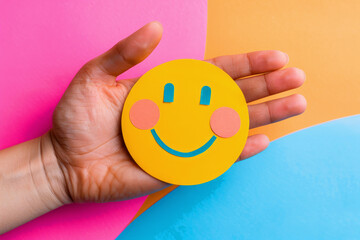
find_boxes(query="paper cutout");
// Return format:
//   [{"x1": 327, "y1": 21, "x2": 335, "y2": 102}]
[
  {"x1": 129, "y1": 99, "x2": 160, "y2": 130},
  {"x1": 118, "y1": 115, "x2": 360, "y2": 239},
  {"x1": 200, "y1": 86, "x2": 211, "y2": 105},
  {"x1": 163, "y1": 83, "x2": 174, "y2": 103},
  {"x1": 210, "y1": 107, "x2": 240, "y2": 138},
  {"x1": 0, "y1": 0, "x2": 207, "y2": 238},
  {"x1": 151, "y1": 129, "x2": 216, "y2": 157},
  {"x1": 121, "y1": 59, "x2": 249, "y2": 185}
]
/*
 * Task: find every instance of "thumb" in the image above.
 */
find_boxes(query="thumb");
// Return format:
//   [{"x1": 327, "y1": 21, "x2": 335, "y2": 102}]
[{"x1": 77, "y1": 21, "x2": 163, "y2": 81}]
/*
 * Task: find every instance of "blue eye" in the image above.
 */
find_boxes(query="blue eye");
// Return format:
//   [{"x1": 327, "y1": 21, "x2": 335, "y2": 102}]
[
  {"x1": 200, "y1": 86, "x2": 211, "y2": 105},
  {"x1": 164, "y1": 83, "x2": 174, "y2": 103}
]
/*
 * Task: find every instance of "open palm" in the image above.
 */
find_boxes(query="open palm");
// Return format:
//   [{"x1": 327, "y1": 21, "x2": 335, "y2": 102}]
[{"x1": 50, "y1": 22, "x2": 306, "y2": 203}]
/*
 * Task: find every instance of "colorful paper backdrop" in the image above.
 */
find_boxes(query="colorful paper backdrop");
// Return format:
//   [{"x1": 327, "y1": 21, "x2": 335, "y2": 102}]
[
  {"x1": 206, "y1": 0, "x2": 360, "y2": 139},
  {"x1": 2, "y1": 0, "x2": 360, "y2": 238},
  {"x1": 0, "y1": 0, "x2": 207, "y2": 239}
]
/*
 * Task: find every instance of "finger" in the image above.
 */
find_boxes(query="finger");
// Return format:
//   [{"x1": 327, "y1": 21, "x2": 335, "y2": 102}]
[
  {"x1": 249, "y1": 94, "x2": 307, "y2": 129},
  {"x1": 77, "y1": 21, "x2": 163, "y2": 80},
  {"x1": 237, "y1": 134, "x2": 270, "y2": 161},
  {"x1": 237, "y1": 67, "x2": 306, "y2": 103},
  {"x1": 205, "y1": 50, "x2": 288, "y2": 79}
]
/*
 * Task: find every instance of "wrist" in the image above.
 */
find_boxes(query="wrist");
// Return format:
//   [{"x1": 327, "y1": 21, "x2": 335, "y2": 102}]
[
  {"x1": 0, "y1": 133, "x2": 71, "y2": 233},
  {"x1": 35, "y1": 132, "x2": 72, "y2": 207}
]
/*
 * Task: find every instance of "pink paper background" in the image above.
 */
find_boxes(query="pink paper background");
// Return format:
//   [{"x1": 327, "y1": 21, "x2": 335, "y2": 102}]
[{"x1": 0, "y1": 0, "x2": 207, "y2": 239}]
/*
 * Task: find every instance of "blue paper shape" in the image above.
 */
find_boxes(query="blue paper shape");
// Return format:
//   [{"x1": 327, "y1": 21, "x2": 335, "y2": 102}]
[
  {"x1": 163, "y1": 83, "x2": 174, "y2": 103},
  {"x1": 200, "y1": 86, "x2": 211, "y2": 105},
  {"x1": 118, "y1": 115, "x2": 360, "y2": 240}
]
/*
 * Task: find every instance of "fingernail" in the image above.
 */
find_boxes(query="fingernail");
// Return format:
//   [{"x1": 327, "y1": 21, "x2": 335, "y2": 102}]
[
  {"x1": 283, "y1": 52, "x2": 289, "y2": 62},
  {"x1": 149, "y1": 21, "x2": 162, "y2": 28},
  {"x1": 146, "y1": 21, "x2": 163, "y2": 32}
]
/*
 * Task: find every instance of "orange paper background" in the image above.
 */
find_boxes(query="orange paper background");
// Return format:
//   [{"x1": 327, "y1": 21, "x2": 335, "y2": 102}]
[{"x1": 136, "y1": 0, "x2": 360, "y2": 218}]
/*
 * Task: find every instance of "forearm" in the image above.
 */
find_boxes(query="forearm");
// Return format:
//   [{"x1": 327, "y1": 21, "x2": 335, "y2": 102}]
[{"x1": 0, "y1": 132, "x2": 69, "y2": 234}]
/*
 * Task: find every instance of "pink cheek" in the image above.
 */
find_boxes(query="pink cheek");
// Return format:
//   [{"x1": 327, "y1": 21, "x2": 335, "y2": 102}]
[
  {"x1": 129, "y1": 99, "x2": 160, "y2": 130},
  {"x1": 210, "y1": 107, "x2": 241, "y2": 138}
]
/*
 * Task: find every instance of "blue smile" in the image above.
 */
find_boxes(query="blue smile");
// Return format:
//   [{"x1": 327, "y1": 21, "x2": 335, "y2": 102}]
[{"x1": 150, "y1": 129, "x2": 217, "y2": 158}]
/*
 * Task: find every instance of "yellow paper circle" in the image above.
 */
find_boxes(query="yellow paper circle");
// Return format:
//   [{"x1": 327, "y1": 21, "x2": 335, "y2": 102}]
[{"x1": 121, "y1": 59, "x2": 249, "y2": 185}]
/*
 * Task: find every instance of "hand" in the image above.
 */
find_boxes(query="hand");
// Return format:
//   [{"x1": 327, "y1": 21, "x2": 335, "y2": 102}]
[{"x1": 49, "y1": 21, "x2": 306, "y2": 204}]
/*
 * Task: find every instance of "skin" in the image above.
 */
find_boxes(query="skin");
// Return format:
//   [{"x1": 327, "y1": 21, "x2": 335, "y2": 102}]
[{"x1": 0, "y1": 21, "x2": 306, "y2": 233}]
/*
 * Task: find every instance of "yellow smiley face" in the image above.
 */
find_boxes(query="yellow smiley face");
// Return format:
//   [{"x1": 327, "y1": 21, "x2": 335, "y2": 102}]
[{"x1": 121, "y1": 59, "x2": 249, "y2": 185}]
